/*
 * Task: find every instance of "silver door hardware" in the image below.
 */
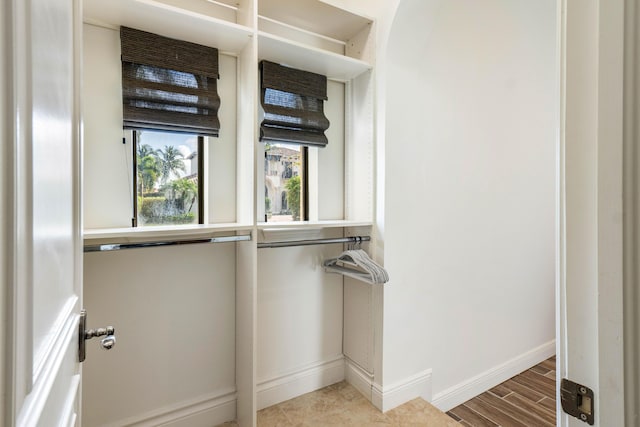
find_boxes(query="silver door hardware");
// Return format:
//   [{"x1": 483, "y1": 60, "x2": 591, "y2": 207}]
[
  {"x1": 560, "y1": 378, "x2": 594, "y2": 425},
  {"x1": 78, "y1": 309, "x2": 116, "y2": 362}
]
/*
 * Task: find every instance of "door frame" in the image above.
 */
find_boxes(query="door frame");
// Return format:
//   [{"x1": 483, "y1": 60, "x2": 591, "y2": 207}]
[
  {"x1": 556, "y1": 0, "x2": 631, "y2": 425},
  {"x1": 622, "y1": 0, "x2": 640, "y2": 422}
]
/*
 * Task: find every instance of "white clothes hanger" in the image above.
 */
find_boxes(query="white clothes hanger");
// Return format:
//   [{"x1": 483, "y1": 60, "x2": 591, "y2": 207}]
[{"x1": 323, "y1": 243, "x2": 389, "y2": 284}]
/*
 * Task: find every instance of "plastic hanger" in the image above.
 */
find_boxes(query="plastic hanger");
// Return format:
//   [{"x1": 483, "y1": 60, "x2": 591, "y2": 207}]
[{"x1": 323, "y1": 241, "x2": 389, "y2": 284}]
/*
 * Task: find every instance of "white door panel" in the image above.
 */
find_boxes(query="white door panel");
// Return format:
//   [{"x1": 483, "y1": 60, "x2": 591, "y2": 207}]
[
  {"x1": 37, "y1": 342, "x2": 81, "y2": 427},
  {"x1": 5, "y1": 0, "x2": 82, "y2": 425},
  {"x1": 31, "y1": 0, "x2": 76, "y2": 373},
  {"x1": 18, "y1": 314, "x2": 79, "y2": 427}
]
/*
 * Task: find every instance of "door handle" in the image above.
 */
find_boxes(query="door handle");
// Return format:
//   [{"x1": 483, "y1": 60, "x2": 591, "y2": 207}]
[
  {"x1": 86, "y1": 326, "x2": 117, "y2": 350},
  {"x1": 78, "y1": 309, "x2": 116, "y2": 362}
]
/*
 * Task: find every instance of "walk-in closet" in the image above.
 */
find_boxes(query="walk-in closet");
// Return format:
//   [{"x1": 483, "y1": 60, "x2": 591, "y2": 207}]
[{"x1": 81, "y1": 0, "x2": 379, "y2": 425}]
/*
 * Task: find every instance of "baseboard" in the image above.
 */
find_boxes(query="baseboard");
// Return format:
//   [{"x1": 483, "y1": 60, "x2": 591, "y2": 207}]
[
  {"x1": 344, "y1": 357, "x2": 375, "y2": 401},
  {"x1": 100, "y1": 388, "x2": 236, "y2": 427},
  {"x1": 257, "y1": 356, "x2": 345, "y2": 410},
  {"x1": 431, "y1": 339, "x2": 556, "y2": 412},
  {"x1": 371, "y1": 369, "x2": 433, "y2": 413}
]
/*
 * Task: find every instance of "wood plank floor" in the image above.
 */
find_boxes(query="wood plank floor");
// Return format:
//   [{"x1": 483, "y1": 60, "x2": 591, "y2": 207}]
[{"x1": 447, "y1": 356, "x2": 557, "y2": 426}]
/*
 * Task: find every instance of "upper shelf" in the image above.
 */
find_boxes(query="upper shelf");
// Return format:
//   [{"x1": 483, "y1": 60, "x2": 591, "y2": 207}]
[
  {"x1": 83, "y1": 0, "x2": 253, "y2": 54},
  {"x1": 258, "y1": 31, "x2": 371, "y2": 81},
  {"x1": 258, "y1": 0, "x2": 372, "y2": 41},
  {"x1": 257, "y1": 0, "x2": 374, "y2": 73},
  {"x1": 83, "y1": 0, "x2": 373, "y2": 78}
]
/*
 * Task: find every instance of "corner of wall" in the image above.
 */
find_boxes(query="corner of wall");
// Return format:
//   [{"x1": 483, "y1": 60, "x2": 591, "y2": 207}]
[
  {"x1": 344, "y1": 357, "x2": 375, "y2": 401},
  {"x1": 371, "y1": 370, "x2": 433, "y2": 413}
]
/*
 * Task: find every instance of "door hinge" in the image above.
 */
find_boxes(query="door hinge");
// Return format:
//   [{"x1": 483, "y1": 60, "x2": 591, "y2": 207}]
[{"x1": 560, "y1": 378, "x2": 594, "y2": 425}]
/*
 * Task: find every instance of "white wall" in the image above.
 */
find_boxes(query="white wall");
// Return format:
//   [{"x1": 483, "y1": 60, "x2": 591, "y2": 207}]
[
  {"x1": 382, "y1": 0, "x2": 557, "y2": 409},
  {"x1": 83, "y1": 243, "x2": 237, "y2": 426},
  {"x1": 256, "y1": 229, "x2": 346, "y2": 409},
  {"x1": 317, "y1": 81, "x2": 345, "y2": 220},
  {"x1": 82, "y1": 24, "x2": 130, "y2": 228}
]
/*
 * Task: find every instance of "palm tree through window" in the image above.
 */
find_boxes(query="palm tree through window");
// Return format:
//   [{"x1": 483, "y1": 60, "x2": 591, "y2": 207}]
[{"x1": 134, "y1": 130, "x2": 203, "y2": 226}]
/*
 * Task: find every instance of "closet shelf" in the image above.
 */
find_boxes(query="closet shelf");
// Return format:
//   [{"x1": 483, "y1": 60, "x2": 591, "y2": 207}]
[
  {"x1": 258, "y1": 0, "x2": 373, "y2": 42},
  {"x1": 258, "y1": 220, "x2": 372, "y2": 231},
  {"x1": 258, "y1": 31, "x2": 372, "y2": 81},
  {"x1": 84, "y1": 223, "x2": 254, "y2": 245},
  {"x1": 83, "y1": 0, "x2": 254, "y2": 54}
]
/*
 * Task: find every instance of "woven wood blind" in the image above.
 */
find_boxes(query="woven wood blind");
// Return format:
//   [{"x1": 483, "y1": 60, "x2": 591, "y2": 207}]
[
  {"x1": 120, "y1": 27, "x2": 220, "y2": 136},
  {"x1": 260, "y1": 61, "x2": 330, "y2": 147}
]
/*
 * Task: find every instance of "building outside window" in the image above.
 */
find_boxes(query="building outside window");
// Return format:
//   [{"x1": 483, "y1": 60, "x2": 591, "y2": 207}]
[{"x1": 264, "y1": 143, "x2": 303, "y2": 221}]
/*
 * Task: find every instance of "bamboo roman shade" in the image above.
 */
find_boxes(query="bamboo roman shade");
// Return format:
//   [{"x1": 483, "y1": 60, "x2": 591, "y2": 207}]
[
  {"x1": 120, "y1": 27, "x2": 220, "y2": 137},
  {"x1": 259, "y1": 61, "x2": 330, "y2": 147}
]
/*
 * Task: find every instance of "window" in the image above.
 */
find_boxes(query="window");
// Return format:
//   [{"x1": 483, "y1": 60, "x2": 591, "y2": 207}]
[
  {"x1": 264, "y1": 143, "x2": 307, "y2": 222},
  {"x1": 260, "y1": 61, "x2": 328, "y2": 222},
  {"x1": 133, "y1": 130, "x2": 203, "y2": 226},
  {"x1": 120, "y1": 27, "x2": 219, "y2": 227}
]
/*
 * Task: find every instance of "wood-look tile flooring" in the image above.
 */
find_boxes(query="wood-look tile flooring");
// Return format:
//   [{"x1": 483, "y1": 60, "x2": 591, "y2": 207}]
[{"x1": 447, "y1": 356, "x2": 557, "y2": 426}]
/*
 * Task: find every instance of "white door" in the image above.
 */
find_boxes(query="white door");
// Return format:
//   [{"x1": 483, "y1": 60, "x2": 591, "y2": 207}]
[
  {"x1": 559, "y1": 0, "x2": 628, "y2": 425},
  {"x1": 3, "y1": 0, "x2": 84, "y2": 425}
]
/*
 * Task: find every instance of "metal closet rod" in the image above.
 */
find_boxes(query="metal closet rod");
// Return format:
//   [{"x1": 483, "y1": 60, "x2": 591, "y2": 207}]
[
  {"x1": 84, "y1": 234, "x2": 252, "y2": 253},
  {"x1": 258, "y1": 235, "x2": 370, "y2": 249}
]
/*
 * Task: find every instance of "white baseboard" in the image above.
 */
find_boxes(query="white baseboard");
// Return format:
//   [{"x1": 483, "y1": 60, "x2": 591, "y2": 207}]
[
  {"x1": 371, "y1": 369, "x2": 433, "y2": 413},
  {"x1": 431, "y1": 339, "x2": 556, "y2": 412},
  {"x1": 344, "y1": 357, "x2": 375, "y2": 401},
  {"x1": 257, "y1": 356, "x2": 345, "y2": 410},
  {"x1": 101, "y1": 388, "x2": 237, "y2": 427},
  {"x1": 344, "y1": 358, "x2": 433, "y2": 413}
]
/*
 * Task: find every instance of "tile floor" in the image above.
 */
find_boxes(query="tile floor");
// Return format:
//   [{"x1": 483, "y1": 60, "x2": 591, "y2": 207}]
[
  {"x1": 218, "y1": 357, "x2": 557, "y2": 426},
  {"x1": 217, "y1": 381, "x2": 458, "y2": 426},
  {"x1": 447, "y1": 356, "x2": 557, "y2": 426}
]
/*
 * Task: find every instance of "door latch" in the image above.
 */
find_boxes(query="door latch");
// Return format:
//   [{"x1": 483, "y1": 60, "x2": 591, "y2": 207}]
[
  {"x1": 78, "y1": 309, "x2": 116, "y2": 362},
  {"x1": 561, "y1": 378, "x2": 594, "y2": 425}
]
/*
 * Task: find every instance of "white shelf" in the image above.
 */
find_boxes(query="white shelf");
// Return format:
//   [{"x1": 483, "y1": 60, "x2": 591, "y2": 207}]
[
  {"x1": 257, "y1": 221, "x2": 372, "y2": 244},
  {"x1": 258, "y1": 220, "x2": 372, "y2": 231},
  {"x1": 258, "y1": 31, "x2": 371, "y2": 81},
  {"x1": 84, "y1": 223, "x2": 254, "y2": 245},
  {"x1": 259, "y1": 0, "x2": 372, "y2": 41},
  {"x1": 83, "y1": 0, "x2": 253, "y2": 54}
]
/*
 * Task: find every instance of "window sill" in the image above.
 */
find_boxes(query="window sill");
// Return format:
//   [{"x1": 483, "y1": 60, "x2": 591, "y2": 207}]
[{"x1": 83, "y1": 223, "x2": 254, "y2": 245}]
